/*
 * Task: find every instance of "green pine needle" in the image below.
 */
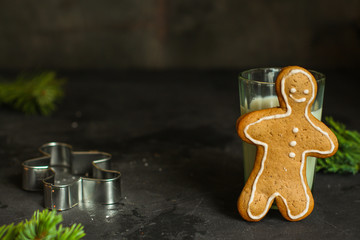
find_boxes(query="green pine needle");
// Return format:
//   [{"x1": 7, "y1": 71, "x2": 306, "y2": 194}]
[
  {"x1": 0, "y1": 210, "x2": 85, "y2": 240},
  {"x1": 0, "y1": 72, "x2": 66, "y2": 116},
  {"x1": 316, "y1": 117, "x2": 360, "y2": 174},
  {"x1": 0, "y1": 224, "x2": 19, "y2": 240},
  {"x1": 57, "y1": 224, "x2": 86, "y2": 240}
]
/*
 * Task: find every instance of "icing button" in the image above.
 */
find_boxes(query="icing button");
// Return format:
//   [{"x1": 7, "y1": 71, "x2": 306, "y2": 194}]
[
  {"x1": 292, "y1": 127, "x2": 299, "y2": 134},
  {"x1": 289, "y1": 152, "x2": 296, "y2": 158},
  {"x1": 290, "y1": 141, "x2": 297, "y2": 147}
]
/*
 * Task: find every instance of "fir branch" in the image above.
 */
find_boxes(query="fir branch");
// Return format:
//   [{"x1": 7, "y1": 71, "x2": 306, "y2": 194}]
[
  {"x1": 316, "y1": 117, "x2": 360, "y2": 174},
  {"x1": 0, "y1": 72, "x2": 66, "y2": 116},
  {"x1": 0, "y1": 210, "x2": 85, "y2": 240}
]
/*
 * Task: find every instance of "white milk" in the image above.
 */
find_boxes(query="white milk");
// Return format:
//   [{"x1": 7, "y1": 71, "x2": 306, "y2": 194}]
[{"x1": 240, "y1": 96, "x2": 322, "y2": 189}]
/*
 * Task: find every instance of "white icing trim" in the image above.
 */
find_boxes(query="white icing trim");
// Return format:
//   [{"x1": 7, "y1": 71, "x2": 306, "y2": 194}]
[{"x1": 244, "y1": 69, "x2": 336, "y2": 220}]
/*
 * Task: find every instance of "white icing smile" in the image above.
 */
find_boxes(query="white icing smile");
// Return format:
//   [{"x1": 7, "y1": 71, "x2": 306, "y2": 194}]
[{"x1": 289, "y1": 94, "x2": 306, "y2": 103}]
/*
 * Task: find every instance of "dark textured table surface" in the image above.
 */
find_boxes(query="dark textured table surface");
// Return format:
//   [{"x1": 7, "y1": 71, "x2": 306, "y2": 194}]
[{"x1": 0, "y1": 70, "x2": 359, "y2": 239}]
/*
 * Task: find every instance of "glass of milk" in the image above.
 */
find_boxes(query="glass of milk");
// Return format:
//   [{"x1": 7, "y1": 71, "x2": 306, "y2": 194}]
[{"x1": 239, "y1": 68, "x2": 325, "y2": 190}]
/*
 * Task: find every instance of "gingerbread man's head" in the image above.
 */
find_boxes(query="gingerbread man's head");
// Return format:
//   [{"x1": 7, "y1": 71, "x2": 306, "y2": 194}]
[{"x1": 276, "y1": 66, "x2": 318, "y2": 111}]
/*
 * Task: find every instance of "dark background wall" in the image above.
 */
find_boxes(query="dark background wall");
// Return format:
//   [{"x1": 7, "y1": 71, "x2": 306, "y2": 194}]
[{"x1": 0, "y1": 0, "x2": 359, "y2": 71}]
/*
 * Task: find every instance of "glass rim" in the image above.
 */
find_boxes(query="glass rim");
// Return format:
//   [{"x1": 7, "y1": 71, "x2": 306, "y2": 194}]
[{"x1": 239, "y1": 67, "x2": 325, "y2": 85}]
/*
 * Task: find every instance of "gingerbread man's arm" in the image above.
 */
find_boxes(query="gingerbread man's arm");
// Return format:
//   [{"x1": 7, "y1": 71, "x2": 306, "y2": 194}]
[
  {"x1": 236, "y1": 108, "x2": 286, "y2": 144},
  {"x1": 307, "y1": 115, "x2": 339, "y2": 158}
]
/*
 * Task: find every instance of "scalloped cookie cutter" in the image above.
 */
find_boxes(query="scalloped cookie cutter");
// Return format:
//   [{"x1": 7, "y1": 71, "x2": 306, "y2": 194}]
[{"x1": 22, "y1": 142, "x2": 121, "y2": 211}]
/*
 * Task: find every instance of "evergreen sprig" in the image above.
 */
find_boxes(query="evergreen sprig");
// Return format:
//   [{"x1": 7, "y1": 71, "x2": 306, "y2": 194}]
[
  {"x1": 0, "y1": 209, "x2": 85, "y2": 240},
  {"x1": 316, "y1": 117, "x2": 360, "y2": 174},
  {"x1": 0, "y1": 72, "x2": 65, "y2": 116}
]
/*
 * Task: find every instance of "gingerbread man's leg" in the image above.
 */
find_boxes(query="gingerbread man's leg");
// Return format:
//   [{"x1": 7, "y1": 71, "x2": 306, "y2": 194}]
[
  {"x1": 238, "y1": 172, "x2": 276, "y2": 221},
  {"x1": 275, "y1": 175, "x2": 314, "y2": 221}
]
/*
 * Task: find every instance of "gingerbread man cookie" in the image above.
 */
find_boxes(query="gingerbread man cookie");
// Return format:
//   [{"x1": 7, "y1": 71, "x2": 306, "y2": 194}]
[{"x1": 236, "y1": 66, "x2": 338, "y2": 221}]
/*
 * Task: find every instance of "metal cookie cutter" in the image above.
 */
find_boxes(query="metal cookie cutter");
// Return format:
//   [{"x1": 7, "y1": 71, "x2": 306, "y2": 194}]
[{"x1": 22, "y1": 142, "x2": 121, "y2": 211}]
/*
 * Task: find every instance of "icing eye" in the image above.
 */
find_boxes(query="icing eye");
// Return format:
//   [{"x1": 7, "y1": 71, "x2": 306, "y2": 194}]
[
  {"x1": 303, "y1": 89, "x2": 309, "y2": 94},
  {"x1": 290, "y1": 88, "x2": 296, "y2": 93}
]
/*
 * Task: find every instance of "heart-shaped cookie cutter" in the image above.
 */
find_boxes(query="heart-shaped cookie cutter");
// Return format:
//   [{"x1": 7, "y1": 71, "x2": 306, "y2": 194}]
[{"x1": 22, "y1": 142, "x2": 121, "y2": 211}]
